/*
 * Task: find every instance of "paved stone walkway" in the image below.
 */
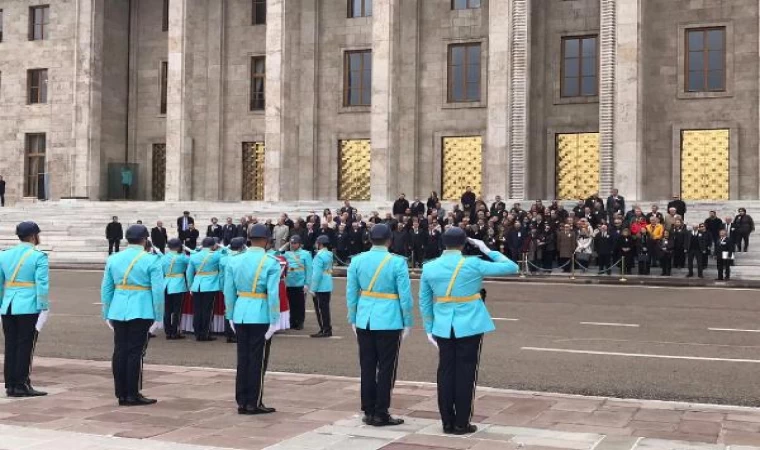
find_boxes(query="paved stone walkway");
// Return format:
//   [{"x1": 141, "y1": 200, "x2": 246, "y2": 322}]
[{"x1": 2, "y1": 357, "x2": 760, "y2": 449}]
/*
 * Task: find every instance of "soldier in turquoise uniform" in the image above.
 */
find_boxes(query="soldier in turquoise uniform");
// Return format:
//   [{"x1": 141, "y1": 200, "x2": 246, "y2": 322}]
[
  {"x1": 419, "y1": 227, "x2": 518, "y2": 435},
  {"x1": 346, "y1": 224, "x2": 412, "y2": 427},
  {"x1": 223, "y1": 224, "x2": 279, "y2": 415},
  {"x1": 282, "y1": 235, "x2": 312, "y2": 330},
  {"x1": 1, "y1": 222, "x2": 49, "y2": 398},
  {"x1": 186, "y1": 237, "x2": 226, "y2": 341},
  {"x1": 101, "y1": 224, "x2": 164, "y2": 406},
  {"x1": 162, "y1": 238, "x2": 189, "y2": 340},
  {"x1": 220, "y1": 237, "x2": 247, "y2": 343},
  {"x1": 309, "y1": 235, "x2": 334, "y2": 338}
]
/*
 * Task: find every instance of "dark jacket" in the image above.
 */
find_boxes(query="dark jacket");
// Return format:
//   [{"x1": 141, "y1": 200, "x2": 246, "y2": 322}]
[
  {"x1": 0, "y1": 179, "x2": 5, "y2": 195},
  {"x1": 667, "y1": 199, "x2": 687, "y2": 217},
  {"x1": 392, "y1": 198, "x2": 410, "y2": 216},
  {"x1": 316, "y1": 227, "x2": 336, "y2": 247},
  {"x1": 594, "y1": 233, "x2": 613, "y2": 256},
  {"x1": 606, "y1": 195, "x2": 625, "y2": 217},
  {"x1": 685, "y1": 230, "x2": 708, "y2": 254},
  {"x1": 184, "y1": 229, "x2": 199, "y2": 249},
  {"x1": 176, "y1": 215, "x2": 195, "y2": 232},
  {"x1": 425, "y1": 230, "x2": 442, "y2": 259},
  {"x1": 390, "y1": 230, "x2": 411, "y2": 256},
  {"x1": 704, "y1": 217, "x2": 723, "y2": 236},
  {"x1": 410, "y1": 201, "x2": 426, "y2": 217},
  {"x1": 150, "y1": 227, "x2": 168, "y2": 247},
  {"x1": 206, "y1": 224, "x2": 223, "y2": 240},
  {"x1": 222, "y1": 224, "x2": 237, "y2": 245},
  {"x1": 734, "y1": 214, "x2": 755, "y2": 235},
  {"x1": 106, "y1": 222, "x2": 123, "y2": 240},
  {"x1": 716, "y1": 236, "x2": 734, "y2": 260},
  {"x1": 461, "y1": 191, "x2": 476, "y2": 211}
]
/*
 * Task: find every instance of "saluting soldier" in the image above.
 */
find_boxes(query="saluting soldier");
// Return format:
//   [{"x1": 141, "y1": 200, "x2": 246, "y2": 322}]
[
  {"x1": 162, "y1": 238, "x2": 190, "y2": 340},
  {"x1": 346, "y1": 224, "x2": 413, "y2": 427},
  {"x1": 282, "y1": 235, "x2": 312, "y2": 330},
  {"x1": 419, "y1": 228, "x2": 518, "y2": 435},
  {"x1": 223, "y1": 224, "x2": 280, "y2": 415},
  {"x1": 1, "y1": 222, "x2": 49, "y2": 398},
  {"x1": 101, "y1": 224, "x2": 164, "y2": 406},
  {"x1": 186, "y1": 237, "x2": 226, "y2": 341},
  {"x1": 309, "y1": 235, "x2": 334, "y2": 338},
  {"x1": 220, "y1": 237, "x2": 247, "y2": 343}
]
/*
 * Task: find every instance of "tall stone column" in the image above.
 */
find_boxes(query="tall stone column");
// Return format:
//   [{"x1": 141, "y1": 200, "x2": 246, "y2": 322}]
[
  {"x1": 165, "y1": 0, "x2": 195, "y2": 201},
  {"x1": 396, "y1": 0, "x2": 419, "y2": 198},
  {"x1": 203, "y1": 0, "x2": 225, "y2": 200},
  {"x1": 598, "y1": 0, "x2": 616, "y2": 196},
  {"x1": 611, "y1": 0, "x2": 643, "y2": 200},
  {"x1": 508, "y1": 0, "x2": 531, "y2": 200},
  {"x1": 370, "y1": 0, "x2": 400, "y2": 203},
  {"x1": 297, "y1": 0, "x2": 319, "y2": 200},
  {"x1": 264, "y1": 0, "x2": 287, "y2": 201},
  {"x1": 485, "y1": 0, "x2": 511, "y2": 200},
  {"x1": 72, "y1": 0, "x2": 104, "y2": 199}
]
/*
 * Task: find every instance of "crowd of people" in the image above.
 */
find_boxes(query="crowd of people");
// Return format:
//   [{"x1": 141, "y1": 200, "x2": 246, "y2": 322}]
[{"x1": 104, "y1": 188, "x2": 755, "y2": 281}]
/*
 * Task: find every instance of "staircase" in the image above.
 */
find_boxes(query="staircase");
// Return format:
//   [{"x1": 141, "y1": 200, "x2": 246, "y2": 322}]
[{"x1": 0, "y1": 199, "x2": 758, "y2": 278}]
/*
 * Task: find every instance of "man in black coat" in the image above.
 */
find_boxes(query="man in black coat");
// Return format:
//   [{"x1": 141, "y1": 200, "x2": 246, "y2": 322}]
[
  {"x1": 704, "y1": 211, "x2": 722, "y2": 250},
  {"x1": 716, "y1": 229, "x2": 733, "y2": 281},
  {"x1": 424, "y1": 226, "x2": 443, "y2": 260},
  {"x1": 594, "y1": 225, "x2": 613, "y2": 275},
  {"x1": 409, "y1": 221, "x2": 426, "y2": 267},
  {"x1": 222, "y1": 217, "x2": 237, "y2": 246},
  {"x1": 606, "y1": 189, "x2": 625, "y2": 218},
  {"x1": 667, "y1": 194, "x2": 687, "y2": 219},
  {"x1": 348, "y1": 222, "x2": 365, "y2": 257},
  {"x1": 206, "y1": 217, "x2": 223, "y2": 240},
  {"x1": 460, "y1": 187, "x2": 476, "y2": 215},
  {"x1": 304, "y1": 222, "x2": 317, "y2": 253},
  {"x1": 150, "y1": 221, "x2": 168, "y2": 253},
  {"x1": 316, "y1": 222, "x2": 336, "y2": 247},
  {"x1": 685, "y1": 224, "x2": 707, "y2": 278},
  {"x1": 410, "y1": 197, "x2": 426, "y2": 218},
  {"x1": 176, "y1": 211, "x2": 194, "y2": 241},
  {"x1": 184, "y1": 223, "x2": 200, "y2": 250},
  {"x1": 390, "y1": 224, "x2": 410, "y2": 258},
  {"x1": 105, "y1": 216, "x2": 123, "y2": 255},
  {"x1": 392, "y1": 194, "x2": 410, "y2": 217},
  {"x1": 235, "y1": 216, "x2": 249, "y2": 239},
  {"x1": 0, "y1": 175, "x2": 5, "y2": 207}
]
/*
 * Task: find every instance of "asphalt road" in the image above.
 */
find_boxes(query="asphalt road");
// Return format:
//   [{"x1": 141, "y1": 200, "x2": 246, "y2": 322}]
[{"x1": 8, "y1": 270, "x2": 760, "y2": 406}]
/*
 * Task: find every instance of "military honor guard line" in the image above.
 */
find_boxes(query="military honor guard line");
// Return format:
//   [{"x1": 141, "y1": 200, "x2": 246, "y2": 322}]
[{"x1": 1, "y1": 219, "x2": 518, "y2": 434}]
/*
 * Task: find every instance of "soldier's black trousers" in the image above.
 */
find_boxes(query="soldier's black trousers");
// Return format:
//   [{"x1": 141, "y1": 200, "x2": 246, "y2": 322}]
[
  {"x1": 192, "y1": 291, "x2": 217, "y2": 339},
  {"x1": 287, "y1": 287, "x2": 306, "y2": 328},
  {"x1": 313, "y1": 292, "x2": 332, "y2": 333},
  {"x1": 2, "y1": 310, "x2": 39, "y2": 390},
  {"x1": 112, "y1": 319, "x2": 152, "y2": 399},
  {"x1": 436, "y1": 331, "x2": 483, "y2": 428},
  {"x1": 164, "y1": 292, "x2": 185, "y2": 337},
  {"x1": 235, "y1": 324, "x2": 271, "y2": 407},
  {"x1": 357, "y1": 328, "x2": 402, "y2": 416}
]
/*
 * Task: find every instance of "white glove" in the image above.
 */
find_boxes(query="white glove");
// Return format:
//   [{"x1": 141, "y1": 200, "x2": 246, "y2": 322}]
[
  {"x1": 352, "y1": 324, "x2": 357, "y2": 336},
  {"x1": 149, "y1": 321, "x2": 162, "y2": 334},
  {"x1": 35, "y1": 310, "x2": 49, "y2": 332},
  {"x1": 229, "y1": 320, "x2": 236, "y2": 334},
  {"x1": 467, "y1": 238, "x2": 490, "y2": 254},
  {"x1": 427, "y1": 333, "x2": 438, "y2": 349},
  {"x1": 265, "y1": 324, "x2": 277, "y2": 340},
  {"x1": 402, "y1": 327, "x2": 411, "y2": 341},
  {"x1": 106, "y1": 320, "x2": 114, "y2": 331}
]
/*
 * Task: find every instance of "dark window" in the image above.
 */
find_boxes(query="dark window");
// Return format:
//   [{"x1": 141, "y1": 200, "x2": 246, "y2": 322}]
[
  {"x1": 447, "y1": 43, "x2": 481, "y2": 103},
  {"x1": 160, "y1": 62, "x2": 168, "y2": 114},
  {"x1": 348, "y1": 0, "x2": 372, "y2": 17},
  {"x1": 561, "y1": 36, "x2": 598, "y2": 97},
  {"x1": 344, "y1": 50, "x2": 372, "y2": 106},
  {"x1": 0, "y1": 10, "x2": 4, "y2": 42},
  {"x1": 25, "y1": 134, "x2": 46, "y2": 198},
  {"x1": 686, "y1": 27, "x2": 726, "y2": 92},
  {"x1": 29, "y1": 5, "x2": 49, "y2": 41},
  {"x1": 162, "y1": 0, "x2": 169, "y2": 32},
  {"x1": 452, "y1": 0, "x2": 481, "y2": 9},
  {"x1": 250, "y1": 56, "x2": 266, "y2": 111},
  {"x1": 27, "y1": 69, "x2": 48, "y2": 104},
  {"x1": 252, "y1": 0, "x2": 266, "y2": 25}
]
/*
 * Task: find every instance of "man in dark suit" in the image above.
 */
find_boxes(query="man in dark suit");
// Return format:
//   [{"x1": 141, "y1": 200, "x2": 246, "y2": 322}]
[
  {"x1": 424, "y1": 226, "x2": 442, "y2": 260},
  {"x1": 150, "y1": 221, "x2": 168, "y2": 253},
  {"x1": 410, "y1": 197, "x2": 426, "y2": 218},
  {"x1": 716, "y1": 229, "x2": 733, "y2": 281},
  {"x1": 409, "y1": 221, "x2": 426, "y2": 267},
  {"x1": 392, "y1": 194, "x2": 410, "y2": 217},
  {"x1": 490, "y1": 196, "x2": 506, "y2": 217},
  {"x1": 315, "y1": 222, "x2": 336, "y2": 248},
  {"x1": 606, "y1": 188, "x2": 625, "y2": 218},
  {"x1": 0, "y1": 175, "x2": 5, "y2": 207},
  {"x1": 304, "y1": 222, "x2": 317, "y2": 253},
  {"x1": 105, "y1": 216, "x2": 123, "y2": 255},
  {"x1": 594, "y1": 224, "x2": 613, "y2": 275},
  {"x1": 236, "y1": 216, "x2": 249, "y2": 239},
  {"x1": 685, "y1": 224, "x2": 707, "y2": 278},
  {"x1": 184, "y1": 223, "x2": 200, "y2": 250},
  {"x1": 348, "y1": 222, "x2": 365, "y2": 257},
  {"x1": 206, "y1": 217, "x2": 223, "y2": 240},
  {"x1": 667, "y1": 194, "x2": 687, "y2": 219},
  {"x1": 177, "y1": 211, "x2": 194, "y2": 241},
  {"x1": 222, "y1": 217, "x2": 237, "y2": 246}
]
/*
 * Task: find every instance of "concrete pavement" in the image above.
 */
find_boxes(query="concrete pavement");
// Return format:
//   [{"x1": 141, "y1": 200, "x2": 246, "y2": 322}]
[{"x1": 4, "y1": 356, "x2": 760, "y2": 449}]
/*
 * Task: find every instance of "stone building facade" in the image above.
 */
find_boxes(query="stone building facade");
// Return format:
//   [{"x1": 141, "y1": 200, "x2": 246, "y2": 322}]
[{"x1": 0, "y1": 0, "x2": 757, "y2": 204}]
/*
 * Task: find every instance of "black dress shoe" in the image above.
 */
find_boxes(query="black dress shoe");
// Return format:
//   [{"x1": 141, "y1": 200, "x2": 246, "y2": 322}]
[
  {"x1": 238, "y1": 404, "x2": 274, "y2": 415},
  {"x1": 443, "y1": 423, "x2": 455, "y2": 434},
  {"x1": 372, "y1": 414, "x2": 404, "y2": 426},
  {"x1": 451, "y1": 424, "x2": 477, "y2": 435},
  {"x1": 175, "y1": 334, "x2": 186, "y2": 340},
  {"x1": 121, "y1": 395, "x2": 157, "y2": 406},
  {"x1": 257, "y1": 404, "x2": 276, "y2": 413},
  {"x1": 310, "y1": 331, "x2": 326, "y2": 338},
  {"x1": 293, "y1": 325, "x2": 304, "y2": 331},
  {"x1": 16, "y1": 384, "x2": 47, "y2": 397},
  {"x1": 226, "y1": 337, "x2": 237, "y2": 344},
  {"x1": 361, "y1": 414, "x2": 376, "y2": 425}
]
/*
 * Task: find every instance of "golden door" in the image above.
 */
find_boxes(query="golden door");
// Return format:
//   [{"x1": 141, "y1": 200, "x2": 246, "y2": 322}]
[
  {"x1": 442, "y1": 136, "x2": 482, "y2": 201},
  {"x1": 680, "y1": 130, "x2": 729, "y2": 200},
  {"x1": 242, "y1": 142, "x2": 265, "y2": 201},
  {"x1": 151, "y1": 144, "x2": 167, "y2": 201},
  {"x1": 338, "y1": 139, "x2": 371, "y2": 201},
  {"x1": 555, "y1": 133, "x2": 600, "y2": 200}
]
